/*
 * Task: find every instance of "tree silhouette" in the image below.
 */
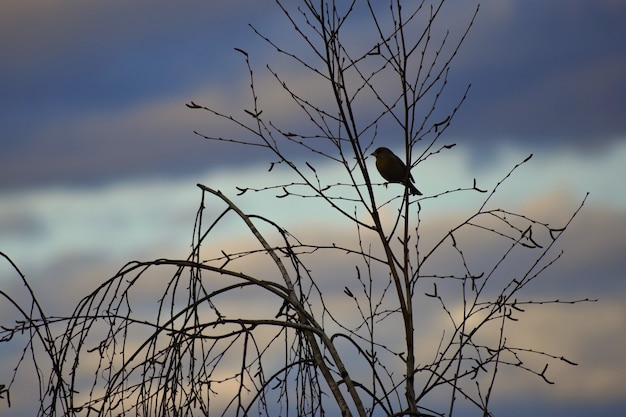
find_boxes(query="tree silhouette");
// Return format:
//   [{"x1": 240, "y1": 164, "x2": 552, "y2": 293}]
[{"x1": 0, "y1": 1, "x2": 592, "y2": 416}]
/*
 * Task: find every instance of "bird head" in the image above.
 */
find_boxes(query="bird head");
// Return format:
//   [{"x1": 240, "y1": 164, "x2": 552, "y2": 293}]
[{"x1": 371, "y1": 147, "x2": 392, "y2": 159}]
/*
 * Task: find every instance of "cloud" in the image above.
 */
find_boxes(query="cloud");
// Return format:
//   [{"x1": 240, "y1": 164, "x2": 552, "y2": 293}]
[
  {"x1": 0, "y1": 0, "x2": 278, "y2": 189},
  {"x1": 2, "y1": 0, "x2": 625, "y2": 194},
  {"x1": 449, "y1": 0, "x2": 626, "y2": 145},
  {"x1": 491, "y1": 300, "x2": 626, "y2": 404}
]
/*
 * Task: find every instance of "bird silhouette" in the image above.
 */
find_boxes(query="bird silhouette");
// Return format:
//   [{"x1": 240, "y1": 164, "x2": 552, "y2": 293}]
[{"x1": 371, "y1": 147, "x2": 421, "y2": 195}]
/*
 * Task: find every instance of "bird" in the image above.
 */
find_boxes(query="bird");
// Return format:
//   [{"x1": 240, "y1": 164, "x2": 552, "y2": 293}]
[{"x1": 370, "y1": 147, "x2": 422, "y2": 196}]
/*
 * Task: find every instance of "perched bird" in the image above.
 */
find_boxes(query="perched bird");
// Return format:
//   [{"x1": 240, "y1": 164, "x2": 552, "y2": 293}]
[{"x1": 371, "y1": 147, "x2": 422, "y2": 196}]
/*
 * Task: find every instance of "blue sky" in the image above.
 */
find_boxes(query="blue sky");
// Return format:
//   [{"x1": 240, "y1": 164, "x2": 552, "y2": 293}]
[{"x1": 1, "y1": 1, "x2": 625, "y2": 416}]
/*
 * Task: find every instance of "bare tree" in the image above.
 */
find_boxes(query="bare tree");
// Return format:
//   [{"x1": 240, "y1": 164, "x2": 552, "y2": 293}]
[{"x1": 0, "y1": 1, "x2": 592, "y2": 416}]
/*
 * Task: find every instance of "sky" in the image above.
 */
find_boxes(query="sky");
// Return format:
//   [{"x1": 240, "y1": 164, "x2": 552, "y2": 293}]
[{"x1": 1, "y1": 1, "x2": 625, "y2": 416}]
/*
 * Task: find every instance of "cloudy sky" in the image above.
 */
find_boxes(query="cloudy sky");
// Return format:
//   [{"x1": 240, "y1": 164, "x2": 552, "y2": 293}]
[{"x1": 1, "y1": 1, "x2": 625, "y2": 416}]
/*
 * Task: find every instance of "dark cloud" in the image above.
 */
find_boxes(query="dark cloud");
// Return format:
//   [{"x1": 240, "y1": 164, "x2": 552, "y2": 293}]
[
  {"x1": 0, "y1": 1, "x2": 270, "y2": 135},
  {"x1": 450, "y1": 0, "x2": 626, "y2": 146},
  {"x1": 0, "y1": 1, "x2": 275, "y2": 189},
  {"x1": 0, "y1": 0, "x2": 624, "y2": 190}
]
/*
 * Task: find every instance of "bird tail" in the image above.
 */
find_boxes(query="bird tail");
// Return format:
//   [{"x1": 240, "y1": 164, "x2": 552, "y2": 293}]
[{"x1": 408, "y1": 182, "x2": 422, "y2": 196}]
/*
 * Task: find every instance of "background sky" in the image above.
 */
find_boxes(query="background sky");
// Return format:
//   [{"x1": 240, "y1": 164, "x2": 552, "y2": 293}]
[{"x1": 1, "y1": 1, "x2": 625, "y2": 416}]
